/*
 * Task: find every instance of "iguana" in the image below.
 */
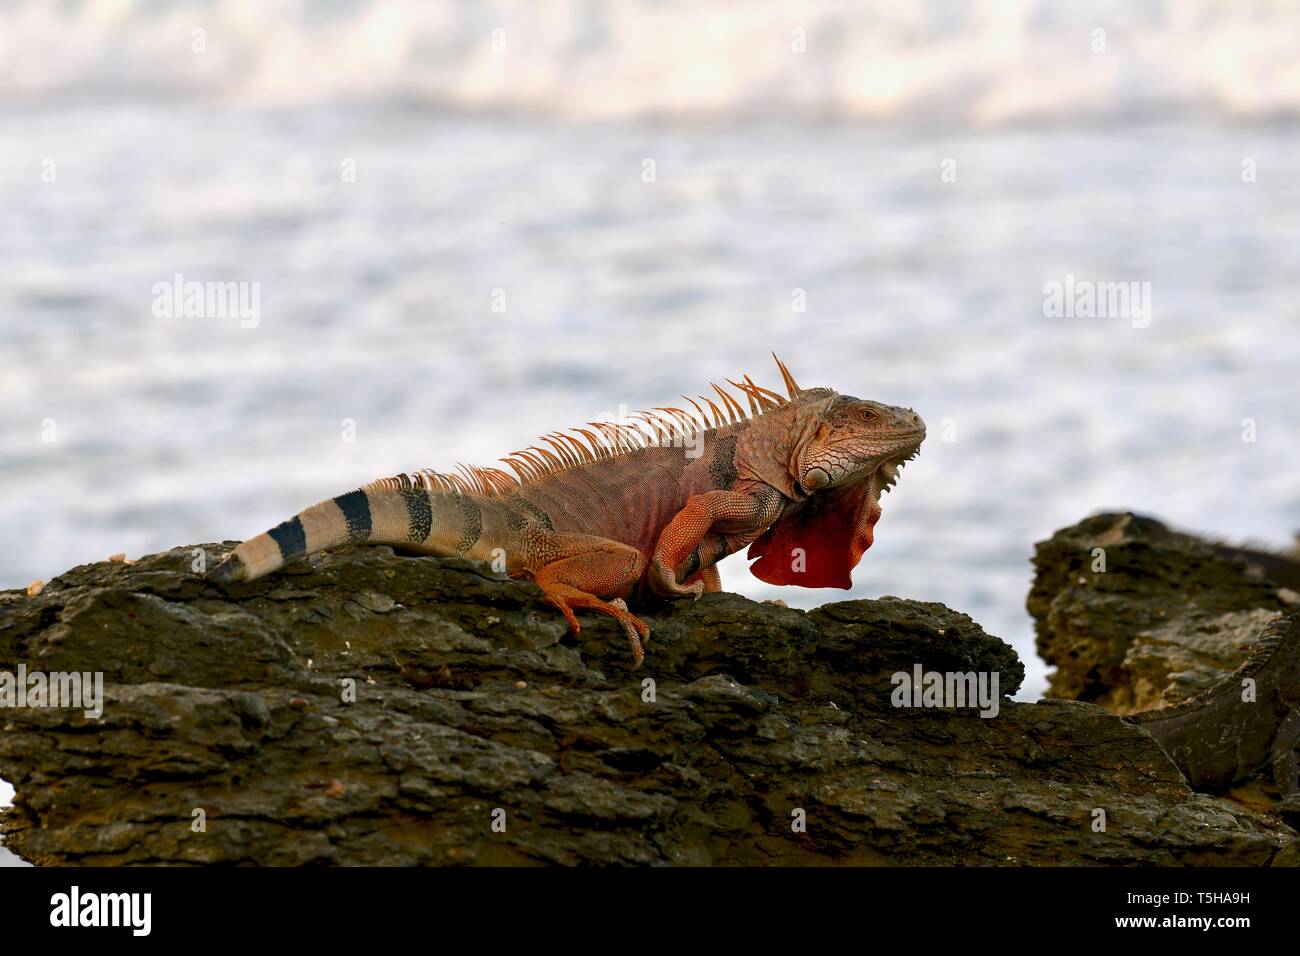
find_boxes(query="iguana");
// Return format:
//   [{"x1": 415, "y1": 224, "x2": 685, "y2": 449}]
[
  {"x1": 1124, "y1": 611, "x2": 1300, "y2": 812},
  {"x1": 207, "y1": 356, "x2": 926, "y2": 664}
]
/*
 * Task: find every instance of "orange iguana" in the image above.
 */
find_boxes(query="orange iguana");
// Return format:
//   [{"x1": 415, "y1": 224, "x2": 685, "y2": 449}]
[{"x1": 207, "y1": 356, "x2": 926, "y2": 664}]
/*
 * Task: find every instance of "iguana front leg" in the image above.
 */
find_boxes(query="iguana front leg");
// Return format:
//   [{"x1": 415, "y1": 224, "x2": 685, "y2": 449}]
[{"x1": 649, "y1": 489, "x2": 783, "y2": 598}]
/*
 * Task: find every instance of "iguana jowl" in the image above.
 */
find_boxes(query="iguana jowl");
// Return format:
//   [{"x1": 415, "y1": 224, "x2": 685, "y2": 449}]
[{"x1": 208, "y1": 356, "x2": 926, "y2": 663}]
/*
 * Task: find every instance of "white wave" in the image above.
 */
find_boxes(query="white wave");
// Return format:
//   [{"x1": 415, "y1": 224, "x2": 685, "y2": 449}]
[{"x1": 3, "y1": 0, "x2": 1300, "y2": 124}]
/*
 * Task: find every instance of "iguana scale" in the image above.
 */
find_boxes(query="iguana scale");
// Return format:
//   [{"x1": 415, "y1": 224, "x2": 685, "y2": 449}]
[
  {"x1": 207, "y1": 356, "x2": 926, "y2": 664},
  {"x1": 1124, "y1": 611, "x2": 1300, "y2": 810}
]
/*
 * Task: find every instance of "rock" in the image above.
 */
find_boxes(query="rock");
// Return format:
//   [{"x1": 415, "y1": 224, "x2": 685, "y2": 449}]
[
  {"x1": 1, "y1": 540, "x2": 1294, "y2": 865},
  {"x1": 1030, "y1": 512, "x2": 1294, "y2": 710},
  {"x1": 1030, "y1": 512, "x2": 1300, "y2": 822}
]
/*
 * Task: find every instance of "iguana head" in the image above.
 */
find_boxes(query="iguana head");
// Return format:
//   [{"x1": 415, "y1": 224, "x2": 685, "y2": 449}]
[
  {"x1": 744, "y1": 382, "x2": 926, "y2": 590},
  {"x1": 796, "y1": 394, "x2": 926, "y2": 497}
]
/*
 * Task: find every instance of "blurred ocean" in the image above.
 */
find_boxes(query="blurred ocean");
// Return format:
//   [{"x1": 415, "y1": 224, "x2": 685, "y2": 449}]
[{"x1": 2, "y1": 4, "x2": 1300, "y2": 862}]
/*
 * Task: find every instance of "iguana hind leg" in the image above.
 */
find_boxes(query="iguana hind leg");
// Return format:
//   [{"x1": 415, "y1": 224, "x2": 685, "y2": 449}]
[{"x1": 530, "y1": 535, "x2": 650, "y2": 665}]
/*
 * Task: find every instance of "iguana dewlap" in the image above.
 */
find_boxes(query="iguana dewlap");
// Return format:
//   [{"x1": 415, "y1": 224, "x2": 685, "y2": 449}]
[{"x1": 207, "y1": 356, "x2": 926, "y2": 664}]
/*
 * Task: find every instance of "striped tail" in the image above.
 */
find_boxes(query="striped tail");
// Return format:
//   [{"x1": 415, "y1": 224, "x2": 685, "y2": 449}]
[{"x1": 206, "y1": 486, "x2": 434, "y2": 584}]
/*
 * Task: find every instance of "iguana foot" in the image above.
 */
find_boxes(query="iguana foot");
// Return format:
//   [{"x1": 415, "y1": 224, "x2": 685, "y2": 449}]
[
  {"x1": 543, "y1": 590, "x2": 649, "y2": 666},
  {"x1": 649, "y1": 555, "x2": 704, "y2": 600},
  {"x1": 531, "y1": 535, "x2": 650, "y2": 664},
  {"x1": 685, "y1": 566, "x2": 723, "y2": 593}
]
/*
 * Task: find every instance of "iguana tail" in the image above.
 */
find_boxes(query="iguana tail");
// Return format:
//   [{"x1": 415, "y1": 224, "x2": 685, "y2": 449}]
[{"x1": 205, "y1": 480, "x2": 473, "y2": 584}]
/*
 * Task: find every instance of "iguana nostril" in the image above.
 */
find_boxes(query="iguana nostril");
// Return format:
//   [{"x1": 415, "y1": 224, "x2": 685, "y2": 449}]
[{"x1": 892, "y1": 410, "x2": 918, "y2": 427}]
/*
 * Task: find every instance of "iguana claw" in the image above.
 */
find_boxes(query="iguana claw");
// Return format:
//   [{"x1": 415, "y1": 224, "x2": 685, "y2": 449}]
[{"x1": 649, "y1": 556, "x2": 704, "y2": 599}]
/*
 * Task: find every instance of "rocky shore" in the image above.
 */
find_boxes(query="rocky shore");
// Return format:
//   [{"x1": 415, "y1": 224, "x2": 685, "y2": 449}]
[{"x1": 1, "y1": 513, "x2": 1297, "y2": 865}]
